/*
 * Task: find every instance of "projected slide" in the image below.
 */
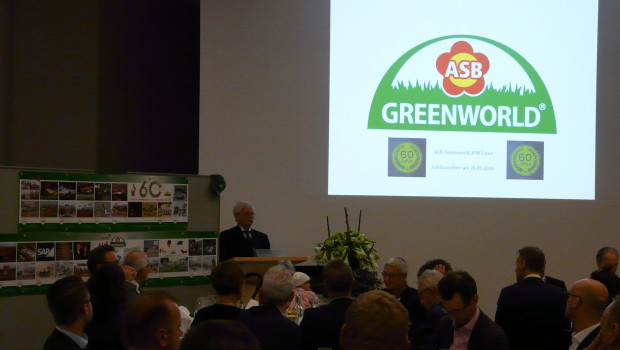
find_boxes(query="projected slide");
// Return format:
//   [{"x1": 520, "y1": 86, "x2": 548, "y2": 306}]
[{"x1": 328, "y1": 1, "x2": 598, "y2": 199}]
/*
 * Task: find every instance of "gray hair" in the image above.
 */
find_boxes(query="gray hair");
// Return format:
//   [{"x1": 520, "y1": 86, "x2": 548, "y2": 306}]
[
  {"x1": 123, "y1": 249, "x2": 148, "y2": 270},
  {"x1": 385, "y1": 257, "x2": 408, "y2": 275},
  {"x1": 261, "y1": 264, "x2": 294, "y2": 305},
  {"x1": 233, "y1": 201, "x2": 255, "y2": 216},
  {"x1": 417, "y1": 269, "x2": 443, "y2": 291}
]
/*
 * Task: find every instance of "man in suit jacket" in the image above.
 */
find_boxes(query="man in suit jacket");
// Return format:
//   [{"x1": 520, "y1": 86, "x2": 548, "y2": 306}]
[
  {"x1": 239, "y1": 264, "x2": 301, "y2": 350},
  {"x1": 566, "y1": 279, "x2": 609, "y2": 350},
  {"x1": 435, "y1": 271, "x2": 508, "y2": 350},
  {"x1": 409, "y1": 269, "x2": 446, "y2": 350},
  {"x1": 219, "y1": 201, "x2": 270, "y2": 262},
  {"x1": 382, "y1": 256, "x2": 422, "y2": 333},
  {"x1": 341, "y1": 290, "x2": 410, "y2": 350},
  {"x1": 43, "y1": 275, "x2": 93, "y2": 350},
  {"x1": 495, "y1": 246, "x2": 571, "y2": 350},
  {"x1": 545, "y1": 275, "x2": 568, "y2": 291},
  {"x1": 301, "y1": 260, "x2": 355, "y2": 350},
  {"x1": 123, "y1": 250, "x2": 151, "y2": 300}
]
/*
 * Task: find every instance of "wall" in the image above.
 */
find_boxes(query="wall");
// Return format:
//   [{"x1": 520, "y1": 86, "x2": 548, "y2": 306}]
[{"x1": 199, "y1": 0, "x2": 620, "y2": 316}]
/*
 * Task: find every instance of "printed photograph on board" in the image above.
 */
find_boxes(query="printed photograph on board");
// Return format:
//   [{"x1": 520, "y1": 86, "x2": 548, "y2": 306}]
[
  {"x1": 21, "y1": 180, "x2": 40, "y2": 200},
  {"x1": 40, "y1": 201, "x2": 58, "y2": 218},
  {"x1": 59, "y1": 182, "x2": 77, "y2": 200},
  {"x1": 95, "y1": 183, "x2": 111, "y2": 201},
  {"x1": 0, "y1": 243, "x2": 17, "y2": 262},
  {"x1": 56, "y1": 242, "x2": 73, "y2": 261},
  {"x1": 20, "y1": 200, "x2": 40, "y2": 218},
  {"x1": 17, "y1": 262, "x2": 36, "y2": 280},
  {"x1": 17, "y1": 243, "x2": 36, "y2": 262},
  {"x1": 40, "y1": 181, "x2": 59, "y2": 200},
  {"x1": 76, "y1": 182, "x2": 95, "y2": 201},
  {"x1": 0, "y1": 263, "x2": 17, "y2": 281},
  {"x1": 35, "y1": 261, "x2": 55, "y2": 279}
]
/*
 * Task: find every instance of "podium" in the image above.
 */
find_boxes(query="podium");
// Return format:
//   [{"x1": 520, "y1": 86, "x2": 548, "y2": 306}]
[{"x1": 224, "y1": 256, "x2": 307, "y2": 305}]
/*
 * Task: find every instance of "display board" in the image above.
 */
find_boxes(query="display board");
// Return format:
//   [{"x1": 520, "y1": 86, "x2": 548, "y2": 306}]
[
  {"x1": 0, "y1": 168, "x2": 222, "y2": 296},
  {"x1": 19, "y1": 171, "x2": 189, "y2": 232}
]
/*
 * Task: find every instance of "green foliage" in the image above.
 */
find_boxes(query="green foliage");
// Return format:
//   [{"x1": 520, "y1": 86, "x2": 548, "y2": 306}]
[{"x1": 313, "y1": 230, "x2": 379, "y2": 270}]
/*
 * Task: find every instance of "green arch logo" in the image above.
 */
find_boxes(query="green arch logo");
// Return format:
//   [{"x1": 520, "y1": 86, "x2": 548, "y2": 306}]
[{"x1": 368, "y1": 35, "x2": 556, "y2": 134}]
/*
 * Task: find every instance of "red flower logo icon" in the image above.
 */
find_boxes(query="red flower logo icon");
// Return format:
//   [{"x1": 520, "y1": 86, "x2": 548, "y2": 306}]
[{"x1": 436, "y1": 41, "x2": 490, "y2": 97}]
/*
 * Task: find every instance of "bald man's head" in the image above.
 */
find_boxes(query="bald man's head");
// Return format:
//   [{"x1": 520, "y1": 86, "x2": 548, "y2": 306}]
[{"x1": 566, "y1": 279, "x2": 609, "y2": 327}]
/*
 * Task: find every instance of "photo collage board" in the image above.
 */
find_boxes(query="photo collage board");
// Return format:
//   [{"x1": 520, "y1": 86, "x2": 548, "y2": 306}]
[
  {"x1": 0, "y1": 231, "x2": 218, "y2": 291},
  {"x1": 19, "y1": 171, "x2": 189, "y2": 227}
]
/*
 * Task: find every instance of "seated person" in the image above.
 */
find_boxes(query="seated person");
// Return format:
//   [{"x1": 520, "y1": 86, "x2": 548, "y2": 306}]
[
  {"x1": 181, "y1": 320, "x2": 260, "y2": 350},
  {"x1": 239, "y1": 264, "x2": 302, "y2": 350},
  {"x1": 293, "y1": 272, "x2": 317, "y2": 309},
  {"x1": 340, "y1": 290, "x2": 410, "y2": 350},
  {"x1": 43, "y1": 275, "x2": 93, "y2": 350},
  {"x1": 409, "y1": 270, "x2": 446, "y2": 350},
  {"x1": 192, "y1": 261, "x2": 245, "y2": 327},
  {"x1": 301, "y1": 260, "x2": 355, "y2": 350}
]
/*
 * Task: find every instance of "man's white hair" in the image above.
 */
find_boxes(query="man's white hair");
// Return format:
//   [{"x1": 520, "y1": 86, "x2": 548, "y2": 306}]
[
  {"x1": 385, "y1": 257, "x2": 408, "y2": 274},
  {"x1": 261, "y1": 264, "x2": 294, "y2": 305},
  {"x1": 417, "y1": 269, "x2": 443, "y2": 291},
  {"x1": 233, "y1": 201, "x2": 255, "y2": 216},
  {"x1": 123, "y1": 249, "x2": 148, "y2": 270}
]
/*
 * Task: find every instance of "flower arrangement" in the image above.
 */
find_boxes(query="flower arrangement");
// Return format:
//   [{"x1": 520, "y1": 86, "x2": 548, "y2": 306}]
[{"x1": 313, "y1": 208, "x2": 382, "y2": 293}]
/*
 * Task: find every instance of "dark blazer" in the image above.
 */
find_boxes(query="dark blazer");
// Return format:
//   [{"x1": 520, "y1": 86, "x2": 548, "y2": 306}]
[
  {"x1": 123, "y1": 281, "x2": 139, "y2": 301},
  {"x1": 435, "y1": 310, "x2": 508, "y2": 350},
  {"x1": 42, "y1": 328, "x2": 84, "y2": 350},
  {"x1": 238, "y1": 303, "x2": 301, "y2": 350},
  {"x1": 495, "y1": 276, "x2": 571, "y2": 350},
  {"x1": 576, "y1": 325, "x2": 600, "y2": 350},
  {"x1": 300, "y1": 297, "x2": 354, "y2": 350},
  {"x1": 191, "y1": 303, "x2": 243, "y2": 327},
  {"x1": 382, "y1": 285, "x2": 422, "y2": 334},
  {"x1": 219, "y1": 226, "x2": 270, "y2": 262},
  {"x1": 544, "y1": 275, "x2": 567, "y2": 291},
  {"x1": 409, "y1": 302, "x2": 446, "y2": 350}
]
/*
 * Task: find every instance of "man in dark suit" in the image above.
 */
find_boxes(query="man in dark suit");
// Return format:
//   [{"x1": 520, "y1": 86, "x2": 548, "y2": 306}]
[
  {"x1": 409, "y1": 269, "x2": 446, "y2": 350},
  {"x1": 495, "y1": 246, "x2": 571, "y2": 350},
  {"x1": 301, "y1": 259, "x2": 355, "y2": 350},
  {"x1": 382, "y1": 256, "x2": 422, "y2": 332},
  {"x1": 43, "y1": 275, "x2": 93, "y2": 350},
  {"x1": 123, "y1": 250, "x2": 151, "y2": 301},
  {"x1": 566, "y1": 279, "x2": 609, "y2": 350},
  {"x1": 545, "y1": 275, "x2": 568, "y2": 291},
  {"x1": 435, "y1": 271, "x2": 508, "y2": 350},
  {"x1": 341, "y1": 290, "x2": 410, "y2": 350},
  {"x1": 239, "y1": 264, "x2": 301, "y2": 350},
  {"x1": 219, "y1": 201, "x2": 270, "y2": 262}
]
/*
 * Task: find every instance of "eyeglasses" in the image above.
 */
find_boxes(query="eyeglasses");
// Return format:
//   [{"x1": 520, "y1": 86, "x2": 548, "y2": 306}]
[
  {"x1": 442, "y1": 302, "x2": 469, "y2": 315},
  {"x1": 568, "y1": 293, "x2": 582, "y2": 304}
]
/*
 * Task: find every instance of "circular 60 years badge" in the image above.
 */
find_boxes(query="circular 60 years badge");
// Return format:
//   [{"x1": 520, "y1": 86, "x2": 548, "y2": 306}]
[
  {"x1": 392, "y1": 142, "x2": 422, "y2": 174},
  {"x1": 510, "y1": 145, "x2": 540, "y2": 176}
]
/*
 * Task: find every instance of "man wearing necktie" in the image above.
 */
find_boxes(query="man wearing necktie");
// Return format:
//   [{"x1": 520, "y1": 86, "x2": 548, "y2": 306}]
[{"x1": 219, "y1": 201, "x2": 271, "y2": 262}]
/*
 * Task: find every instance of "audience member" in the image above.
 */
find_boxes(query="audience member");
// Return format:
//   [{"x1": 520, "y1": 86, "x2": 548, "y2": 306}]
[
  {"x1": 435, "y1": 271, "x2": 508, "y2": 349},
  {"x1": 181, "y1": 320, "x2": 260, "y2": 350},
  {"x1": 495, "y1": 246, "x2": 570, "y2": 350},
  {"x1": 43, "y1": 275, "x2": 93, "y2": 350},
  {"x1": 416, "y1": 259, "x2": 452, "y2": 278},
  {"x1": 301, "y1": 260, "x2": 355, "y2": 350},
  {"x1": 122, "y1": 290, "x2": 182, "y2": 350},
  {"x1": 88, "y1": 245, "x2": 134, "y2": 281},
  {"x1": 239, "y1": 264, "x2": 301, "y2": 350},
  {"x1": 219, "y1": 201, "x2": 270, "y2": 262},
  {"x1": 192, "y1": 261, "x2": 245, "y2": 327},
  {"x1": 340, "y1": 290, "x2": 409, "y2": 350},
  {"x1": 293, "y1": 271, "x2": 317, "y2": 309},
  {"x1": 566, "y1": 279, "x2": 609, "y2": 350},
  {"x1": 382, "y1": 257, "x2": 422, "y2": 331},
  {"x1": 584, "y1": 299, "x2": 620, "y2": 350},
  {"x1": 409, "y1": 269, "x2": 446, "y2": 350},
  {"x1": 591, "y1": 267, "x2": 620, "y2": 301},
  {"x1": 85, "y1": 263, "x2": 128, "y2": 350},
  {"x1": 123, "y1": 250, "x2": 151, "y2": 300},
  {"x1": 596, "y1": 247, "x2": 619, "y2": 274}
]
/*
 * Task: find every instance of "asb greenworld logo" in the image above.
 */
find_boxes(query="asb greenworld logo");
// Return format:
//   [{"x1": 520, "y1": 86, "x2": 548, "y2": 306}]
[{"x1": 368, "y1": 35, "x2": 556, "y2": 134}]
